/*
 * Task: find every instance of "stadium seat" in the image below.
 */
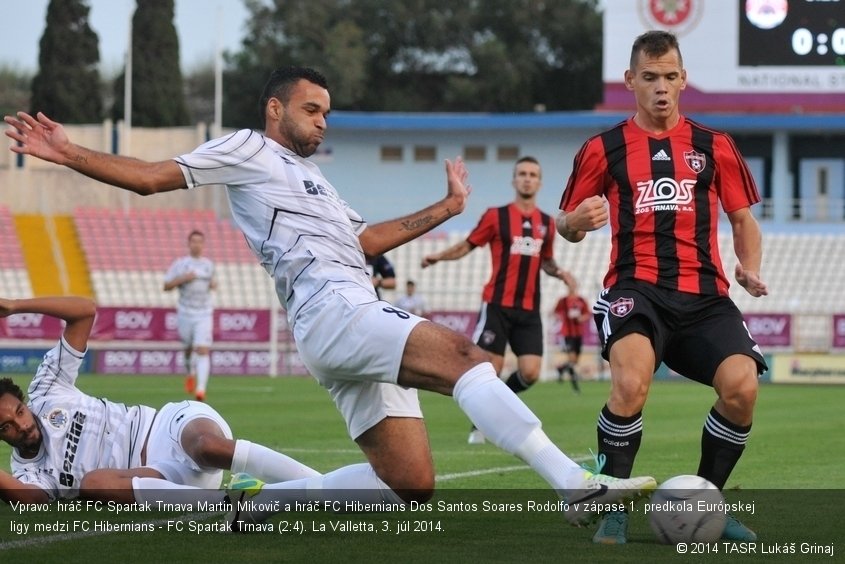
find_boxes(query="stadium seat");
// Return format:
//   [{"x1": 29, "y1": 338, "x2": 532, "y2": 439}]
[{"x1": 0, "y1": 206, "x2": 33, "y2": 297}]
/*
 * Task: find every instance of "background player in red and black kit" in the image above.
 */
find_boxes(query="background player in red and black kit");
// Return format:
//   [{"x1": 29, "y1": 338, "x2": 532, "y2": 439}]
[
  {"x1": 553, "y1": 276, "x2": 590, "y2": 393},
  {"x1": 423, "y1": 156, "x2": 570, "y2": 443},
  {"x1": 557, "y1": 31, "x2": 767, "y2": 544}
]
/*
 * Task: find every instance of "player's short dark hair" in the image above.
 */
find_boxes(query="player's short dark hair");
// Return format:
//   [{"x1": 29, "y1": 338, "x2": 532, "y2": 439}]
[
  {"x1": 188, "y1": 229, "x2": 204, "y2": 241},
  {"x1": 630, "y1": 30, "x2": 683, "y2": 70},
  {"x1": 0, "y1": 377, "x2": 25, "y2": 403},
  {"x1": 514, "y1": 156, "x2": 541, "y2": 178},
  {"x1": 258, "y1": 66, "x2": 329, "y2": 128}
]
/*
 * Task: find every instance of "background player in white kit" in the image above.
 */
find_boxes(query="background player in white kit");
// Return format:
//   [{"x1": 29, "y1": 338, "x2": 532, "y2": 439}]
[
  {"x1": 395, "y1": 280, "x2": 428, "y2": 318},
  {"x1": 5, "y1": 67, "x2": 655, "y2": 530},
  {"x1": 163, "y1": 229, "x2": 216, "y2": 401},
  {"x1": 0, "y1": 295, "x2": 320, "y2": 506}
]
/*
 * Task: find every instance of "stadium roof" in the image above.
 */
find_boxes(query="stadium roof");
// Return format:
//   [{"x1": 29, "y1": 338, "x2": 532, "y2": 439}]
[{"x1": 328, "y1": 111, "x2": 845, "y2": 133}]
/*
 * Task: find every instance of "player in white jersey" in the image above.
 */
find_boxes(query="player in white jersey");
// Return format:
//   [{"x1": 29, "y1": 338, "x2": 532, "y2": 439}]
[
  {"x1": 4, "y1": 67, "x2": 655, "y2": 529},
  {"x1": 0, "y1": 296, "x2": 320, "y2": 505},
  {"x1": 395, "y1": 280, "x2": 428, "y2": 318},
  {"x1": 163, "y1": 229, "x2": 216, "y2": 401}
]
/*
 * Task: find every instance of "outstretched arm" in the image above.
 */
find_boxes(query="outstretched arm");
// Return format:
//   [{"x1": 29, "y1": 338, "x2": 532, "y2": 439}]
[
  {"x1": 541, "y1": 258, "x2": 571, "y2": 281},
  {"x1": 4, "y1": 111, "x2": 186, "y2": 195},
  {"x1": 421, "y1": 240, "x2": 473, "y2": 268},
  {"x1": 0, "y1": 296, "x2": 96, "y2": 352},
  {"x1": 358, "y1": 158, "x2": 470, "y2": 257},
  {"x1": 0, "y1": 469, "x2": 50, "y2": 504},
  {"x1": 728, "y1": 207, "x2": 768, "y2": 297}
]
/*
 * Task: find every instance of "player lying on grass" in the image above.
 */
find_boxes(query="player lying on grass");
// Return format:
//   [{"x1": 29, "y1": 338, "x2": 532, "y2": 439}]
[{"x1": 0, "y1": 295, "x2": 320, "y2": 506}]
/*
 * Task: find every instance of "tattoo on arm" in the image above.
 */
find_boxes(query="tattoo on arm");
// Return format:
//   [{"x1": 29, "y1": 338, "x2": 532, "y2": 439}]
[
  {"x1": 68, "y1": 153, "x2": 87, "y2": 164},
  {"x1": 401, "y1": 215, "x2": 434, "y2": 232}
]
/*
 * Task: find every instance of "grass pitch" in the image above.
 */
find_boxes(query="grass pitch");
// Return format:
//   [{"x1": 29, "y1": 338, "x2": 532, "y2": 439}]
[{"x1": 0, "y1": 375, "x2": 842, "y2": 563}]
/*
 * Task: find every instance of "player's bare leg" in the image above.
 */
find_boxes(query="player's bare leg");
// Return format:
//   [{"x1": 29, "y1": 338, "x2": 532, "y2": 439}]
[
  {"x1": 399, "y1": 321, "x2": 656, "y2": 523},
  {"x1": 355, "y1": 416, "x2": 435, "y2": 502}
]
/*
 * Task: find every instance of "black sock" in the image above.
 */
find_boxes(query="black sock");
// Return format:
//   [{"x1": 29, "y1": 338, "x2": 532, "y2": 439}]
[
  {"x1": 597, "y1": 404, "x2": 643, "y2": 478},
  {"x1": 698, "y1": 408, "x2": 750, "y2": 490},
  {"x1": 505, "y1": 370, "x2": 531, "y2": 394}
]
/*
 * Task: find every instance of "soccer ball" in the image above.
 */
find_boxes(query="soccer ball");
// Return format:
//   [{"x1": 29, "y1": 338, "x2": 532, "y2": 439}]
[{"x1": 648, "y1": 475, "x2": 727, "y2": 544}]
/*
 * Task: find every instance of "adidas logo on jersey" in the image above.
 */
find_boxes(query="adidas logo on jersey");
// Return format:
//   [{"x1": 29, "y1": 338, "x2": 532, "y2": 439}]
[{"x1": 652, "y1": 149, "x2": 671, "y2": 161}]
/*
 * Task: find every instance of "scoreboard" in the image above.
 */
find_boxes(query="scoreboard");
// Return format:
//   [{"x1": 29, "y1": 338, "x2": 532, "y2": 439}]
[
  {"x1": 602, "y1": 0, "x2": 845, "y2": 111},
  {"x1": 739, "y1": 0, "x2": 845, "y2": 67}
]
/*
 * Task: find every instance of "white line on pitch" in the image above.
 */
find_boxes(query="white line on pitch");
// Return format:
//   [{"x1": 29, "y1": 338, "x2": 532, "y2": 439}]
[
  {"x1": 435, "y1": 454, "x2": 592, "y2": 482},
  {"x1": 436, "y1": 465, "x2": 529, "y2": 481}
]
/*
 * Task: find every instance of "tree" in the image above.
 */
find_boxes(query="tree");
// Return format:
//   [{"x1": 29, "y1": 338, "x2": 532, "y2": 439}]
[
  {"x1": 0, "y1": 67, "x2": 33, "y2": 120},
  {"x1": 112, "y1": 0, "x2": 189, "y2": 126},
  {"x1": 30, "y1": 0, "x2": 102, "y2": 123},
  {"x1": 223, "y1": 0, "x2": 370, "y2": 129},
  {"x1": 223, "y1": 0, "x2": 602, "y2": 124},
  {"x1": 455, "y1": 0, "x2": 603, "y2": 112},
  {"x1": 183, "y1": 63, "x2": 215, "y2": 126}
]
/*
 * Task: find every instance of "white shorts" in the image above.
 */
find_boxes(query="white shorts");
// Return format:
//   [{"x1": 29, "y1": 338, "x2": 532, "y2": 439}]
[
  {"x1": 178, "y1": 310, "x2": 214, "y2": 348},
  {"x1": 144, "y1": 401, "x2": 233, "y2": 489},
  {"x1": 294, "y1": 287, "x2": 425, "y2": 440}
]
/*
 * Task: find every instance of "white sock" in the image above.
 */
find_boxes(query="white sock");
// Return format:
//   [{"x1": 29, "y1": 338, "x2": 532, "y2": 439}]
[
  {"x1": 244, "y1": 463, "x2": 403, "y2": 523},
  {"x1": 231, "y1": 440, "x2": 322, "y2": 482},
  {"x1": 195, "y1": 354, "x2": 210, "y2": 393},
  {"x1": 452, "y1": 362, "x2": 582, "y2": 491},
  {"x1": 132, "y1": 476, "x2": 225, "y2": 506}
]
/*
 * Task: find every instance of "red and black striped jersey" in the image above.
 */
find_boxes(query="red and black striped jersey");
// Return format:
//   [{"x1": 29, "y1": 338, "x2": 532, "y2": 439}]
[
  {"x1": 560, "y1": 116, "x2": 760, "y2": 296},
  {"x1": 467, "y1": 203, "x2": 556, "y2": 311},
  {"x1": 554, "y1": 295, "x2": 590, "y2": 338}
]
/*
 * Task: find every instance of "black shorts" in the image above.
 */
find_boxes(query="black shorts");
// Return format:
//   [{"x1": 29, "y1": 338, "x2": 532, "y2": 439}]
[
  {"x1": 563, "y1": 336, "x2": 583, "y2": 356},
  {"x1": 473, "y1": 302, "x2": 543, "y2": 357},
  {"x1": 592, "y1": 280, "x2": 767, "y2": 385}
]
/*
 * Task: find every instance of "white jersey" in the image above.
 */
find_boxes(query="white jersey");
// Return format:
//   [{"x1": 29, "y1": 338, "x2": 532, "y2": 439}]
[
  {"x1": 174, "y1": 130, "x2": 374, "y2": 326},
  {"x1": 164, "y1": 255, "x2": 215, "y2": 313},
  {"x1": 11, "y1": 339, "x2": 156, "y2": 500}
]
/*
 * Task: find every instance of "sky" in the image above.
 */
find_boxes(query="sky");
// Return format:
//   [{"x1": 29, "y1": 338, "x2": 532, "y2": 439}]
[{"x1": 0, "y1": 0, "x2": 251, "y2": 74}]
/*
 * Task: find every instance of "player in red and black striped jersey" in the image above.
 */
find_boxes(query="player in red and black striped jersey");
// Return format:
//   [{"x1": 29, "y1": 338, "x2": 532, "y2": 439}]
[
  {"x1": 557, "y1": 31, "x2": 767, "y2": 544},
  {"x1": 423, "y1": 157, "x2": 570, "y2": 443},
  {"x1": 553, "y1": 276, "x2": 591, "y2": 393}
]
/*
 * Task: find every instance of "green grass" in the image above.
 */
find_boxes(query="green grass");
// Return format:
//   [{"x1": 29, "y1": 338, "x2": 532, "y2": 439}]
[{"x1": 1, "y1": 375, "x2": 843, "y2": 563}]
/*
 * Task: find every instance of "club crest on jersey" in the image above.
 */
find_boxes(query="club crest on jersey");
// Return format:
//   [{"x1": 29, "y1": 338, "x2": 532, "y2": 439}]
[
  {"x1": 609, "y1": 297, "x2": 634, "y2": 317},
  {"x1": 47, "y1": 408, "x2": 70, "y2": 430},
  {"x1": 684, "y1": 150, "x2": 706, "y2": 174}
]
